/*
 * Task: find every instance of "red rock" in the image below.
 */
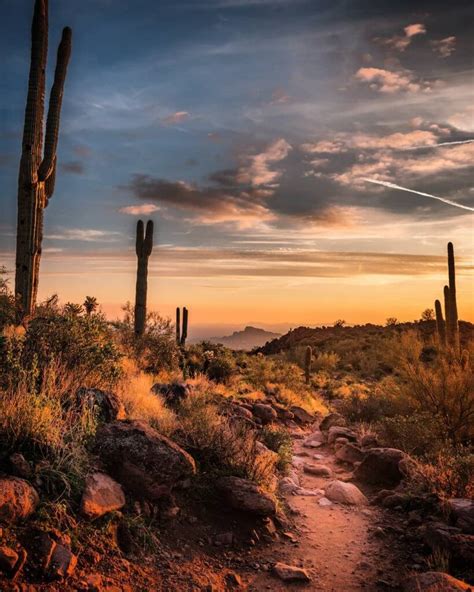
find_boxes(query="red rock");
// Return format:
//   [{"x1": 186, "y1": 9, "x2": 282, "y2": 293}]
[
  {"x1": 0, "y1": 477, "x2": 39, "y2": 524},
  {"x1": 80, "y1": 472, "x2": 126, "y2": 519}
]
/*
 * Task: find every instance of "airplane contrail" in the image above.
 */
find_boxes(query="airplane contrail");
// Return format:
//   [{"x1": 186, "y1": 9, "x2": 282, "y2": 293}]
[
  {"x1": 401, "y1": 138, "x2": 474, "y2": 151},
  {"x1": 363, "y1": 178, "x2": 474, "y2": 212}
]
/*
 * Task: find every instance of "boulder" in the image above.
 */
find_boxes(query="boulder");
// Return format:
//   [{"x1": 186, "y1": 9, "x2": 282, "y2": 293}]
[
  {"x1": 290, "y1": 406, "x2": 314, "y2": 424},
  {"x1": 0, "y1": 477, "x2": 39, "y2": 524},
  {"x1": 26, "y1": 530, "x2": 77, "y2": 581},
  {"x1": 324, "y1": 480, "x2": 368, "y2": 506},
  {"x1": 273, "y1": 562, "x2": 311, "y2": 582},
  {"x1": 152, "y1": 382, "x2": 193, "y2": 408},
  {"x1": 252, "y1": 403, "x2": 277, "y2": 425},
  {"x1": 303, "y1": 464, "x2": 332, "y2": 478},
  {"x1": 272, "y1": 404, "x2": 294, "y2": 421},
  {"x1": 217, "y1": 476, "x2": 276, "y2": 516},
  {"x1": 95, "y1": 420, "x2": 196, "y2": 501},
  {"x1": 354, "y1": 448, "x2": 409, "y2": 487},
  {"x1": 80, "y1": 472, "x2": 126, "y2": 519},
  {"x1": 0, "y1": 545, "x2": 19, "y2": 573},
  {"x1": 320, "y1": 413, "x2": 346, "y2": 432},
  {"x1": 335, "y1": 443, "x2": 365, "y2": 464},
  {"x1": 9, "y1": 453, "x2": 32, "y2": 479},
  {"x1": 231, "y1": 405, "x2": 254, "y2": 421},
  {"x1": 361, "y1": 433, "x2": 379, "y2": 448},
  {"x1": 403, "y1": 572, "x2": 471, "y2": 591},
  {"x1": 76, "y1": 387, "x2": 126, "y2": 422},
  {"x1": 450, "y1": 534, "x2": 474, "y2": 564},
  {"x1": 448, "y1": 498, "x2": 474, "y2": 534},
  {"x1": 327, "y1": 426, "x2": 358, "y2": 445}
]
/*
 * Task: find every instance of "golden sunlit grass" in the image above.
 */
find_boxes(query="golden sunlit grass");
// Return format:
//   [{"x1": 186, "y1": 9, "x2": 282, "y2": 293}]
[{"x1": 118, "y1": 358, "x2": 177, "y2": 437}]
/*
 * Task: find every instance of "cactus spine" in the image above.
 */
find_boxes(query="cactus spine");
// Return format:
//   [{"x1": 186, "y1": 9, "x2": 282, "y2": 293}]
[
  {"x1": 305, "y1": 345, "x2": 312, "y2": 384},
  {"x1": 434, "y1": 299, "x2": 446, "y2": 348},
  {"x1": 176, "y1": 307, "x2": 188, "y2": 347},
  {"x1": 134, "y1": 220, "x2": 154, "y2": 337},
  {"x1": 15, "y1": 0, "x2": 72, "y2": 321}
]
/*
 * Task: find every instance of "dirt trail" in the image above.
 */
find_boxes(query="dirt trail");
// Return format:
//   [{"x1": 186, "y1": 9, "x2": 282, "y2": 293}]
[{"x1": 247, "y1": 428, "x2": 407, "y2": 591}]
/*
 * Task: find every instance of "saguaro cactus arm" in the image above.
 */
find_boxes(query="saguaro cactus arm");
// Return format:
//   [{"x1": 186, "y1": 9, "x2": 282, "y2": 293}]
[
  {"x1": 38, "y1": 27, "x2": 72, "y2": 182},
  {"x1": 180, "y1": 307, "x2": 188, "y2": 346},
  {"x1": 434, "y1": 299, "x2": 446, "y2": 348},
  {"x1": 447, "y1": 242, "x2": 459, "y2": 350}
]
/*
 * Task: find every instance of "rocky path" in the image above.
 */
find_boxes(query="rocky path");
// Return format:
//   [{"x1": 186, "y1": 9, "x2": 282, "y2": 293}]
[{"x1": 246, "y1": 427, "x2": 408, "y2": 591}]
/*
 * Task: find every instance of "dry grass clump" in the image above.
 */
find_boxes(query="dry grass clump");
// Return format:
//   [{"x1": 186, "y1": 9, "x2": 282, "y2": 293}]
[
  {"x1": 117, "y1": 359, "x2": 177, "y2": 437},
  {"x1": 173, "y1": 391, "x2": 277, "y2": 492},
  {"x1": 0, "y1": 364, "x2": 96, "y2": 499}
]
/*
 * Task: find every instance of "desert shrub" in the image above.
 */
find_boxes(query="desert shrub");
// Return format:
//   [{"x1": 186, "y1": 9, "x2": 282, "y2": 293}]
[
  {"x1": 260, "y1": 426, "x2": 293, "y2": 473},
  {"x1": 115, "y1": 303, "x2": 179, "y2": 374},
  {"x1": 204, "y1": 350, "x2": 236, "y2": 384},
  {"x1": 379, "y1": 412, "x2": 448, "y2": 456},
  {"x1": 337, "y1": 379, "x2": 407, "y2": 423},
  {"x1": 173, "y1": 392, "x2": 276, "y2": 490},
  {"x1": 0, "y1": 364, "x2": 97, "y2": 499},
  {"x1": 312, "y1": 352, "x2": 340, "y2": 372},
  {"x1": 0, "y1": 266, "x2": 15, "y2": 331},
  {"x1": 409, "y1": 447, "x2": 474, "y2": 499},
  {"x1": 393, "y1": 333, "x2": 473, "y2": 443},
  {"x1": 0, "y1": 300, "x2": 122, "y2": 391}
]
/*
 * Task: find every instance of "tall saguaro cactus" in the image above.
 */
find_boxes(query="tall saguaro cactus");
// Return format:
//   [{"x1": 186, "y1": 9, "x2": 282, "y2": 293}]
[
  {"x1": 176, "y1": 307, "x2": 188, "y2": 347},
  {"x1": 134, "y1": 220, "x2": 154, "y2": 336},
  {"x1": 447, "y1": 242, "x2": 459, "y2": 350},
  {"x1": 15, "y1": 0, "x2": 72, "y2": 321},
  {"x1": 304, "y1": 345, "x2": 312, "y2": 385}
]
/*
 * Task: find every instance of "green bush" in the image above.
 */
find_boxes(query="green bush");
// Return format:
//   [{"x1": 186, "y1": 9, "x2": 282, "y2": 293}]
[{"x1": 260, "y1": 426, "x2": 293, "y2": 473}]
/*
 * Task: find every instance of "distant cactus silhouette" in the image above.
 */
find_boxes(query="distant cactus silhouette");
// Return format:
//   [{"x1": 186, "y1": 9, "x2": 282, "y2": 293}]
[
  {"x1": 305, "y1": 345, "x2": 312, "y2": 384},
  {"x1": 434, "y1": 299, "x2": 446, "y2": 348},
  {"x1": 134, "y1": 220, "x2": 153, "y2": 336},
  {"x1": 15, "y1": 0, "x2": 72, "y2": 321},
  {"x1": 447, "y1": 242, "x2": 459, "y2": 351},
  {"x1": 176, "y1": 307, "x2": 188, "y2": 347}
]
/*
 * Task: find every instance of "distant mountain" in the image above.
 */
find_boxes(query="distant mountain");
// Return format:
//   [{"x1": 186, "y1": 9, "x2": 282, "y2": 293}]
[{"x1": 210, "y1": 326, "x2": 282, "y2": 350}]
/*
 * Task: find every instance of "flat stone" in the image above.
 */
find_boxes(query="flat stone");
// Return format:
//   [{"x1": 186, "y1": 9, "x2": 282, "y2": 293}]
[
  {"x1": 303, "y1": 463, "x2": 332, "y2": 478},
  {"x1": 273, "y1": 562, "x2": 311, "y2": 582},
  {"x1": 80, "y1": 472, "x2": 126, "y2": 519}
]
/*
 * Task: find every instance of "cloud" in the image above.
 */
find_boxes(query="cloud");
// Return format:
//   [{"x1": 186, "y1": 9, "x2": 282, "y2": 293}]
[
  {"x1": 379, "y1": 23, "x2": 426, "y2": 52},
  {"x1": 73, "y1": 144, "x2": 93, "y2": 158},
  {"x1": 48, "y1": 229, "x2": 121, "y2": 242},
  {"x1": 355, "y1": 67, "x2": 430, "y2": 93},
  {"x1": 237, "y1": 138, "x2": 291, "y2": 186},
  {"x1": 118, "y1": 204, "x2": 161, "y2": 215},
  {"x1": 126, "y1": 175, "x2": 276, "y2": 229},
  {"x1": 162, "y1": 111, "x2": 190, "y2": 125},
  {"x1": 431, "y1": 37, "x2": 456, "y2": 58},
  {"x1": 125, "y1": 139, "x2": 291, "y2": 228},
  {"x1": 302, "y1": 130, "x2": 438, "y2": 153},
  {"x1": 60, "y1": 161, "x2": 85, "y2": 174},
  {"x1": 270, "y1": 88, "x2": 291, "y2": 105}
]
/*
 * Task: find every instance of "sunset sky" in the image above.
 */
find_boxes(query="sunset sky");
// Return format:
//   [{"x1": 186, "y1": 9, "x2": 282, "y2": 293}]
[{"x1": 1, "y1": 0, "x2": 473, "y2": 334}]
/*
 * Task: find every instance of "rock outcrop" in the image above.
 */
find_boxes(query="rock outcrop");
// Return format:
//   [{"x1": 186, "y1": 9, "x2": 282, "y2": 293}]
[
  {"x1": 95, "y1": 420, "x2": 196, "y2": 501},
  {"x1": 80, "y1": 472, "x2": 126, "y2": 519},
  {"x1": 217, "y1": 476, "x2": 276, "y2": 516},
  {"x1": 354, "y1": 448, "x2": 409, "y2": 487}
]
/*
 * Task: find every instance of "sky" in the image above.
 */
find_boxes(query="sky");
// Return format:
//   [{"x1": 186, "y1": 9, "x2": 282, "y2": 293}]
[{"x1": 1, "y1": 0, "x2": 473, "y2": 334}]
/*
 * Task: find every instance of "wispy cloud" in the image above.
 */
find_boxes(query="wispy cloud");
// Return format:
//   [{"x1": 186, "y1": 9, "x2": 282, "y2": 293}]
[
  {"x1": 162, "y1": 111, "x2": 190, "y2": 125},
  {"x1": 48, "y1": 229, "x2": 122, "y2": 242},
  {"x1": 118, "y1": 204, "x2": 160, "y2": 215},
  {"x1": 377, "y1": 23, "x2": 426, "y2": 52},
  {"x1": 431, "y1": 36, "x2": 456, "y2": 58}
]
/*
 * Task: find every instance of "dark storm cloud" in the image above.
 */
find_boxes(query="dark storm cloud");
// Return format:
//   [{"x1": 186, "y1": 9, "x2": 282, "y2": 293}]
[{"x1": 60, "y1": 161, "x2": 85, "y2": 175}]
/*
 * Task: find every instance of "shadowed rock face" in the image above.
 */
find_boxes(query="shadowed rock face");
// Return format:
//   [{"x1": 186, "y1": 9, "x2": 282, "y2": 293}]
[
  {"x1": 354, "y1": 448, "x2": 409, "y2": 487},
  {"x1": 217, "y1": 476, "x2": 276, "y2": 516},
  {"x1": 95, "y1": 420, "x2": 196, "y2": 501},
  {"x1": 403, "y1": 571, "x2": 471, "y2": 591}
]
